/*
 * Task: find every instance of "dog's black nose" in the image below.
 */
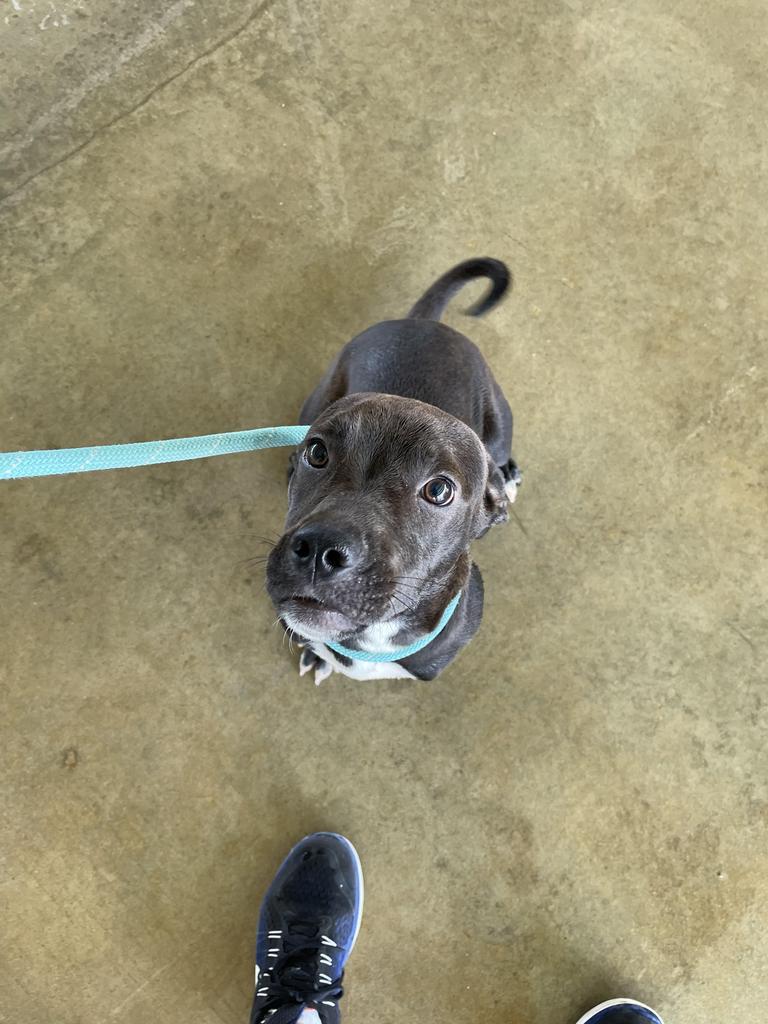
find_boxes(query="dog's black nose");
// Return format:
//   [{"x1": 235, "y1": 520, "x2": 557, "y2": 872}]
[{"x1": 290, "y1": 525, "x2": 358, "y2": 577}]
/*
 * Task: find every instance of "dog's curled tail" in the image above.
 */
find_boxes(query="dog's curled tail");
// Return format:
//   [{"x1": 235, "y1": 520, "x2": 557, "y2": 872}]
[{"x1": 406, "y1": 257, "x2": 511, "y2": 321}]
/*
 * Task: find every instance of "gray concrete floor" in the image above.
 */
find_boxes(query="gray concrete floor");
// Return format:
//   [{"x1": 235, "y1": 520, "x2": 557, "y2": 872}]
[{"x1": 1, "y1": 1, "x2": 767, "y2": 1022}]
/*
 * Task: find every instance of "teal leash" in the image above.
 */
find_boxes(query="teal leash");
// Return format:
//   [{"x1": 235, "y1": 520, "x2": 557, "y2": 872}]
[
  {"x1": 0, "y1": 422, "x2": 461, "y2": 662},
  {"x1": 0, "y1": 425, "x2": 310, "y2": 479}
]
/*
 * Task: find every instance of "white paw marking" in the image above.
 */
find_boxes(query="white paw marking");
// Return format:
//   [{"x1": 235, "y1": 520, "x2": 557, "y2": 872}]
[
  {"x1": 299, "y1": 648, "x2": 316, "y2": 676},
  {"x1": 314, "y1": 659, "x2": 333, "y2": 686}
]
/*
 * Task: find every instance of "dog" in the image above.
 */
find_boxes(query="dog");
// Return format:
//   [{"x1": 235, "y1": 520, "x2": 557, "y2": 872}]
[{"x1": 266, "y1": 258, "x2": 521, "y2": 683}]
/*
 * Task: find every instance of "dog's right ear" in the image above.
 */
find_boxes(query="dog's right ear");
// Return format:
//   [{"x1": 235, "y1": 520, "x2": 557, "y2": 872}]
[{"x1": 474, "y1": 457, "x2": 509, "y2": 538}]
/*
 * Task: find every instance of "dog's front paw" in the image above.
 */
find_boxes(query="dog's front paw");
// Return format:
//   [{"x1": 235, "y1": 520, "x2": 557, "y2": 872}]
[
  {"x1": 313, "y1": 660, "x2": 333, "y2": 686},
  {"x1": 299, "y1": 647, "x2": 333, "y2": 686},
  {"x1": 501, "y1": 459, "x2": 522, "y2": 503}
]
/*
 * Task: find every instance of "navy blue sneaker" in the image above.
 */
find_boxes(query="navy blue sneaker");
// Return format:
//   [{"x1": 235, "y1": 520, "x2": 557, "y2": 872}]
[
  {"x1": 250, "y1": 833, "x2": 364, "y2": 1024},
  {"x1": 575, "y1": 998, "x2": 664, "y2": 1024}
]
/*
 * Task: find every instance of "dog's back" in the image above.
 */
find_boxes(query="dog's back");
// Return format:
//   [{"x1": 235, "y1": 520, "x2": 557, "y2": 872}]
[{"x1": 299, "y1": 258, "x2": 514, "y2": 468}]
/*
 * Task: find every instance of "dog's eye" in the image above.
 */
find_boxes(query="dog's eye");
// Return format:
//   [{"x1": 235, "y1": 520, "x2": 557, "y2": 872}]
[
  {"x1": 305, "y1": 439, "x2": 329, "y2": 468},
  {"x1": 421, "y1": 476, "x2": 455, "y2": 506}
]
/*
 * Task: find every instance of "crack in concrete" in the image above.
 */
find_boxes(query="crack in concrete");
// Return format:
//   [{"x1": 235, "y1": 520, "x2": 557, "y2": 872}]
[{"x1": 0, "y1": 0, "x2": 279, "y2": 209}]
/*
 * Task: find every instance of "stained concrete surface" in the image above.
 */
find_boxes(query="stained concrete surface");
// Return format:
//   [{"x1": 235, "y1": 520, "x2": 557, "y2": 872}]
[{"x1": 1, "y1": 0, "x2": 767, "y2": 1021}]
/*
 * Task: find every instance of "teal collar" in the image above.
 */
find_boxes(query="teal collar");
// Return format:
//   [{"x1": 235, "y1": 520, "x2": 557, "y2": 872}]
[{"x1": 324, "y1": 591, "x2": 463, "y2": 664}]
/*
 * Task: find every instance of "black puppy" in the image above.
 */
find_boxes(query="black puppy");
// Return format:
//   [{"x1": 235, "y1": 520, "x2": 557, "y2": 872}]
[{"x1": 266, "y1": 258, "x2": 521, "y2": 683}]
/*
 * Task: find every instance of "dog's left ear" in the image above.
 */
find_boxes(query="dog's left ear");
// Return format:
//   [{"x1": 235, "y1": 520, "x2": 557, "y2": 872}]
[{"x1": 474, "y1": 456, "x2": 509, "y2": 538}]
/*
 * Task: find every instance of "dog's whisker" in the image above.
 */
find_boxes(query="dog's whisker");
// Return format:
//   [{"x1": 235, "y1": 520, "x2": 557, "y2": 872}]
[
  {"x1": 383, "y1": 580, "x2": 423, "y2": 610},
  {"x1": 241, "y1": 557, "x2": 270, "y2": 569},
  {"x1": 235, "y1": 555, "x2": 269, "y2": 568},
  {"x1": 385, "y1": 580, "x2": 421, "y2": 593},
  {"x1": 390, "y1": 590, "x2": 418, "y2": 614},
  {"x1": 382, "y1": 576, "x2": 422, "y2": 589}
]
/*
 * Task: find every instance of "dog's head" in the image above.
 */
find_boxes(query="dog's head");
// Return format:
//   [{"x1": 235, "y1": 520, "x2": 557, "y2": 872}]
[{"x1": 266, "y1": 393, "x2": 508, "y2": 644}]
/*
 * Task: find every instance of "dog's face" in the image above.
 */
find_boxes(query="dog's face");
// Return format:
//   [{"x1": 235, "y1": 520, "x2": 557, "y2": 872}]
[{"x1": 266, "y1": 393, "x2": 508, "y2": 643}]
